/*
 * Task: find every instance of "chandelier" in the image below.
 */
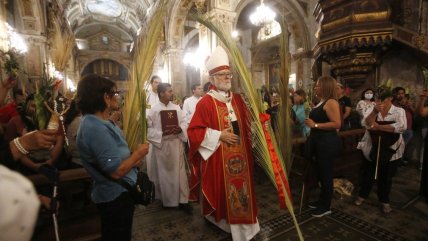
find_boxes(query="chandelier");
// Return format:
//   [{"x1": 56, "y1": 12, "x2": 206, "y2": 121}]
[
  {"x1": 249, "y1": 0, "x2": 276, "y2": 35},
  {"x1": 1, "y1": 22, "x2": 28, "y2": 54}
]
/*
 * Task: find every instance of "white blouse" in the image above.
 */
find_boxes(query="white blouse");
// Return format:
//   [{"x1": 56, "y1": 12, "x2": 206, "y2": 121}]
[
  {"x1": 357, "y1": 104, "x2": 407, "y2": 162},
  {"x1": 356, "y1": 100, "x2": 376, "y2": 118}
]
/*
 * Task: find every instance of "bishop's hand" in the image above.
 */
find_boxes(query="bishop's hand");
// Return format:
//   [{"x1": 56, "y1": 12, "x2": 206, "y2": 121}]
[{"x1": 220, "y1": 127, "x2": 239, "y2": 145}]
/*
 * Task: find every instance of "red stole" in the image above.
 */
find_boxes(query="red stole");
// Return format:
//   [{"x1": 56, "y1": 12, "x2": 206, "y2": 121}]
[{"x1": 188, "y1": 92, "x2": 257, "y2": 224}]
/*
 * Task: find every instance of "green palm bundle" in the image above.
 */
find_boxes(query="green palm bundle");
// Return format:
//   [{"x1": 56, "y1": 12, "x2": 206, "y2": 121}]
[
  {"x1": 122, "y1": 0, "x2": 168, "y2": 151},
  {"x1": 34, "y1": 65, "x2": 56, "y2": 130},
  {"x1": 190, "y1": 14, "x2": 303, "y2": 240},
  {"x1": 3, "y1": 52, "x2": 19, "y2": 77},
  {"x1": 48, "y1": 12, "x2": 75, "y2": 72},
  {"x1": 276, "y1": 16, "x2": 293, "y2": 173}
]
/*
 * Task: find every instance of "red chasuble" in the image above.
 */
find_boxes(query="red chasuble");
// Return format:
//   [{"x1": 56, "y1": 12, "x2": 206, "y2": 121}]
[{"x1": 187, "y1": 91, "x2": 257, "y2": 224}]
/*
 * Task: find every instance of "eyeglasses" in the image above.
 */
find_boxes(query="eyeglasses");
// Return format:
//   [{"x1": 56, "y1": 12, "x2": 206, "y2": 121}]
[
  {"x1": 108, "y1": 91, "x2": 120, "y2": 97},
  {"x1": 212, "y1": 73, "x2": 233, "y2": 79}
]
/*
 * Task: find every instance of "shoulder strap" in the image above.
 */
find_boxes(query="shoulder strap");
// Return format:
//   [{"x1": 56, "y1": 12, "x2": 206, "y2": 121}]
[{"x1": 88, "y1": 161, "x2": 134, "y2": 192}]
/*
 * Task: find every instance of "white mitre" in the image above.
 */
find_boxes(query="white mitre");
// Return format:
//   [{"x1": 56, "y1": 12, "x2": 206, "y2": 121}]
[{"x1": 205, "y1": 45, "x2": 230, "y2": 76}]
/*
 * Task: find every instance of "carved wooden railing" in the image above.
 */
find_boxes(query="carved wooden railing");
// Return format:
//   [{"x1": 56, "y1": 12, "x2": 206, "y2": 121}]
[{"x1": 393, "y1": 24, "x2": 428, "y2": 55}]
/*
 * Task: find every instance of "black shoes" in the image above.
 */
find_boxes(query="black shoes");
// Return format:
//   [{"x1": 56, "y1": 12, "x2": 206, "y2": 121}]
[
  {"x1": 179, "y1": 203, "x2": 193, "y2": 214},
  {"x1": 308, "y1": 201, "x2": 331, "y2": 217},
  {"x1": 308, "y1": 202, "x2": 318, "y2": 209},
  {"x1": 311, "y1": 208, "x2": 331, "y2": 218}
]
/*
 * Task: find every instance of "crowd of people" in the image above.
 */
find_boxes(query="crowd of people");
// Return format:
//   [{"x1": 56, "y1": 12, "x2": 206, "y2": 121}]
[{"x1": 1, "y1": 45, "x2": 428, "y2": 241}]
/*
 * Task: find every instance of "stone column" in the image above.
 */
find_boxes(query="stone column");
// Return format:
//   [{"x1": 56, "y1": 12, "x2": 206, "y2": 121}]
[
  {"x1": 0, "y1": 0, "x2": 7, "y2": 53},
  {"x1": 301, "y1": 56, "x2": 314, "y2": 91},
  {"x1": 164, "y1": 47, "x2": 186, "y2": 98},
  {"x1": 206, "y1": 8, "x2": 236, "y2": 50}
]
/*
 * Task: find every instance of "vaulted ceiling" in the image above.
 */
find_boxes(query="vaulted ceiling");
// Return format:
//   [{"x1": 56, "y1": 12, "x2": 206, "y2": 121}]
[{"x1": 59, "y1": 0, "x2": 156, "y2": 41}]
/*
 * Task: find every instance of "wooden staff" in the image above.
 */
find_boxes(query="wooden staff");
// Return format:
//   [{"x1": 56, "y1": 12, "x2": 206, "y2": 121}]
[
  {"x1": 374, "y1": 136, "x2": 381, "y2": 180},
  {"x1": 299, "y1": 183, "x2": 305, "y2": 215}
]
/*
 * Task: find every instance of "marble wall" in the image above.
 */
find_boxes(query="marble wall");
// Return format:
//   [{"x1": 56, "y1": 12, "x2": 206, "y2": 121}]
[{"x1": 379, "y1": 49, "x2": 425, "y2": 98}]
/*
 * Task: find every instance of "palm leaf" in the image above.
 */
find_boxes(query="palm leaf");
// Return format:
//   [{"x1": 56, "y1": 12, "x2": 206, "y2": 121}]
[
  {"x1": 48, "y1": 12, "x2": 75, "y2": 72},
  {"x1": 122, "y1": 0, "x2": 168, "y2": 151},
  {"x1": 277, "y1": 14, "x2": 293, "y2": 174},
  {"x1": 190, "y1": 14, "x2": 303, "y2": 240}
]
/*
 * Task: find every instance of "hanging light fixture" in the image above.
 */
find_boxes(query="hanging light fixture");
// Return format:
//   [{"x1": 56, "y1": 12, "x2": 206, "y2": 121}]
[
  {"x1": 249, "y1": 0, "x2": 276, "y2": 35},
  {"x1": 2, "y1": 22, "x2": 28, "y2": 54}
]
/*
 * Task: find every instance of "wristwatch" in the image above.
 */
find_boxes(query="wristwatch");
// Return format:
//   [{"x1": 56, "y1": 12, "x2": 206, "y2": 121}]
[{"x1": 314, "y1": 123, "x2": 319, "y2": 128}]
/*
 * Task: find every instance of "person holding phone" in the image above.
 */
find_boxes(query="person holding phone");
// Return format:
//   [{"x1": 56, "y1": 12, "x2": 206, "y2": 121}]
[{"x1": 355, "y1": 89, "x2": 406, "y2": 213}]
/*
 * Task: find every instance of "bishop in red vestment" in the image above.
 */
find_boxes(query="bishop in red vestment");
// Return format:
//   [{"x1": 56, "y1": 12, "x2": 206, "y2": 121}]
[{"x1": 187, "y1": 46, "x2": 259, "y2": 241}]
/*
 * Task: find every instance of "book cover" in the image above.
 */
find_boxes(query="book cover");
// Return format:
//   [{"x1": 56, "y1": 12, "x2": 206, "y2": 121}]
[{"x1": 160, "y1": 110, "x2": 179, "y2": 132}]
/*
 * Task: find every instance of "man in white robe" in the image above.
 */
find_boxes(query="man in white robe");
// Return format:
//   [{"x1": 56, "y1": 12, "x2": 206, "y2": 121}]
[
  {"x1": 182, "y1": 83, "x2": 202, "y2": 125},
  {"x1": 146, "y1": 75, "x2": 161, "y2": 108},
  {"x1": 146, "y1": 75, "x2": 161, "y2": 181},
  {"x1": 147, "y1": 83, "x2": 191, "y2": 212}
]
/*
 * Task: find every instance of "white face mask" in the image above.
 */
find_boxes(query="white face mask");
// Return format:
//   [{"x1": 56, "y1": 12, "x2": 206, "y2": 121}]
[{"x1": 364, "y1": 93, "x2": 373, "y2": 100}]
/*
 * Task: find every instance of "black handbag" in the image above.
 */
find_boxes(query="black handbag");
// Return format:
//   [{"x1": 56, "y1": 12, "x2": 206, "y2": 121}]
[
  {"x1": 122, "y1": 170, "x2": 155, "y2": 206},
  {"x1": 89, "y1": 162, "x2": 155, "y2": 206}
]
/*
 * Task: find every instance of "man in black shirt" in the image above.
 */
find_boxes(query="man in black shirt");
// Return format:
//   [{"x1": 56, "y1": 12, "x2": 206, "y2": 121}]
[{"x1": 337, "y1": 83, "x2": 352, "y2": 130}]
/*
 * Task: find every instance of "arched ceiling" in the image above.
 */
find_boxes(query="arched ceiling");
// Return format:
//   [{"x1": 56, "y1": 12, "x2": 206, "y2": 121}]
[{"x1": 59, "y1": 0, "x2": 156, "y2": 41}]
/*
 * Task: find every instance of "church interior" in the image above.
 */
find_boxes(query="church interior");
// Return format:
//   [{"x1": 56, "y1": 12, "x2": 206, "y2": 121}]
[{"x1": 1, "y1": 0, "x2": 428, "y2": 240}]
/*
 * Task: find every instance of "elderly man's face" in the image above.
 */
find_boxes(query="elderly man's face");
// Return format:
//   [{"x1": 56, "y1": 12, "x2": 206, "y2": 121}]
[{"x1": 211, "y1": 71, "x2": 233, "y2": 91}]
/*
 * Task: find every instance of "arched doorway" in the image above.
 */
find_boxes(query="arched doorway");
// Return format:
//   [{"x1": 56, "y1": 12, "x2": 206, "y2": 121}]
[{"x1": 81, "y1": 59, "x2": 129, "y2": 90}]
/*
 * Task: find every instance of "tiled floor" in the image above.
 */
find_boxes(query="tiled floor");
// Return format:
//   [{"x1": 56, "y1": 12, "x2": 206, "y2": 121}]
[
  {"x1": 33, "y1": 152, "x2": 428, "y2": 241},
  {"x1": 131, "y1": 161, "x2": 428, "y2": 241}
]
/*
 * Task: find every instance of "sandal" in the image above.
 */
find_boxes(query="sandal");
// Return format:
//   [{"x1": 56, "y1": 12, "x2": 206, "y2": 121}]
[
  {"x1": 381, "y1": 203, "x2": 392, "y2": 213},
  {"x1": 354, "y1": 197, "x2": 365, "y2": 206}
]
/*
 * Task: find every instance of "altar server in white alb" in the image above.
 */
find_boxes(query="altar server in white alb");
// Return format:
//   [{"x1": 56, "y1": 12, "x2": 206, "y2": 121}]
[
  {"x1": 146, "y1": 75, "x2": 161, "y2": 108},
  {"x1": 145, "y1": 75, "x2": 161, "y2": 182},
  {"x1": 147, "y1": 83, "x2": 192, "y2": 213},
  {"x1": 182, "y1": 83, "x2": 203, "y2": 124}
]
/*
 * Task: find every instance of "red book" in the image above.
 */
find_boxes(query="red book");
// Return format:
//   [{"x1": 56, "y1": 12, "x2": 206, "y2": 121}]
[{"x1": 160, "y1": 110, "x2": 179, "y2": 133}]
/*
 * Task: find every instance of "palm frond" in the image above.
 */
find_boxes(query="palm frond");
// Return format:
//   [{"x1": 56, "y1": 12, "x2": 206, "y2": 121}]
[
  {"x1": 190, "y1": 13, "x2": 303, "y2": 240},
  {"x1": 49, "y1": 14, "x2": 75, "y2": 72},
  {"x1": 122, "y1": 0, "x2": 168, "y2": 151},
  {"x1": 277, "y1": 15, "x2": 293, "y2": 174}
]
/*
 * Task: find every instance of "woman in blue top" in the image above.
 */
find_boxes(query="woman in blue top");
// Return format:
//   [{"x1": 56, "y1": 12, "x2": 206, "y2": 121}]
[
  {"x1": 76, "y1": 74, "x2": 149, "y2": 241},
  {"x1": 292, "y1": 89, "x2": 311, "y2": 137}
]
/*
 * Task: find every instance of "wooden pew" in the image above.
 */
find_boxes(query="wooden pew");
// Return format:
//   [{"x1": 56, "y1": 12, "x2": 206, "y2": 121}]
[
  {"x1": 28, "y1": 167, "x2": 90, "y2": 185},
  {"x1": 27, "y1": 129, "x2": 366, "y2": 186},
  {"x1": 292, "y1": 128, "x2": 366, "y2": 145}
]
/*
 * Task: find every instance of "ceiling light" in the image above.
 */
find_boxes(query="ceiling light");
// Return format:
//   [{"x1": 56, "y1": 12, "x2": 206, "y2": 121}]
[{"x1": 249, "y1": 0, "x2": 276, "y2": 35}]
